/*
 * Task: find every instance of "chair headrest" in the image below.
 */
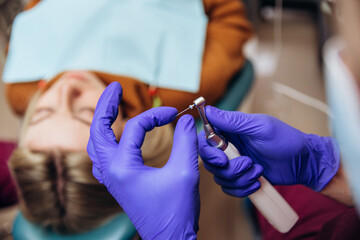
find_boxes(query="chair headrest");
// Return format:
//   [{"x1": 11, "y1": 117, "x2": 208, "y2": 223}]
[{"x1": 12, "y1": 211, "x2": 137, "y2": 240}]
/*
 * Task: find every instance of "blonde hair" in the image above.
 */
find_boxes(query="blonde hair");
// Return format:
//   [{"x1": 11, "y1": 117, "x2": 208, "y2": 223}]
[
  {"x1": 9, "y1": 149, "x2": 121, "y2": 234},
  {"x1": 9, "y1": 88, "x2": 121, "y2": 234}
]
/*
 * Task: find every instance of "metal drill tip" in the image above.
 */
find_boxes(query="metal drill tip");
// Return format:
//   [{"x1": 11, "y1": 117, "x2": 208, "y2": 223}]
[
  {"x1": 172, "y1": 103, "x2": 195, "y2": 120},
  {"x1": 171, "y1": 97, "x2": 205, "y2": 121},
  {"x1": 193, "y1": 97, "x2": 205, "y2": 107},
  {"x1": 175, "y1": 107, "x2": 190, "y2": 118}
]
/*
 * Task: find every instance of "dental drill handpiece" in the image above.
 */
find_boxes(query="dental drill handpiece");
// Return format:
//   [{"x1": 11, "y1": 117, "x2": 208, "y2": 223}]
[{"x1": 193, "y1": 97, "x2": 299, "y2": 233}]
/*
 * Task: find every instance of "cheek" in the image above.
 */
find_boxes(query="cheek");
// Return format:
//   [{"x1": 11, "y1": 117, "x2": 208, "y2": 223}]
[
  {"x1": 75, "y1": 131, "x2": 91, "y2": 151},
  {"x1": 75, "y1": 92, "x2": 103, "y2": 112},
  {"x1": 36, "y1": 91, "x2": 58, "y2": 107},
  {"x1": 112, "y1": 118, "x2": 126, "y2": 141},
  {"x1": 23, "y1": 123, "x2": 91, "y2": 152},
  {"x1": 22, "y1": 128, "x2": 39, "y2": 149},
  {"x1": 85, "y1": 90, "x2": 104, "y2": 106}
]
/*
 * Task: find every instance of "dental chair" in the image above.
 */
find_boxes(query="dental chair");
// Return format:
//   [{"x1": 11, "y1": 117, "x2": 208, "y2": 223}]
[
  {"x1": 11, "y1": 60, "x2": 254, "y2": 240},
  {"x1": 214, "y1": 60, "x2": 254, "y2": 111},
  {"x1": 12, "y1": 212, "x2": 137, "y2": 240},
  {"x1": 196, "y1": 59, "x2": 255, "y2": 131}
]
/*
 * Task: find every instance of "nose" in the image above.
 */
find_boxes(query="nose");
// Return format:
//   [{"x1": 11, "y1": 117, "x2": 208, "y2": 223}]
[{"x1": 57, "y1": 81, "x2": 81, "y2": 113}]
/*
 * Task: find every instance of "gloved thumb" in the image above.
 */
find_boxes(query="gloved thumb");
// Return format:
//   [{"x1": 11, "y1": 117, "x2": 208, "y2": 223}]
[
  {"x1": 167, "y1": 115, "x2": 198, "y2": 170},
  {"x1": 198, "y1": 131, "x2": 228, "y2": 167},
  {"x1": 87, "y1": 82, "x2": 123, "y2": 182},
  {"x1": 205, "y1": 106, "x2": 257, "y2": 135}
]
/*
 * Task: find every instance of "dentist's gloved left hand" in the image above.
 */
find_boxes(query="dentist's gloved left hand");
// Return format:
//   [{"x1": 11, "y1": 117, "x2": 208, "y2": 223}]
[{"x1": 87, "y1": 82, "x2": 200, "y2": 240}]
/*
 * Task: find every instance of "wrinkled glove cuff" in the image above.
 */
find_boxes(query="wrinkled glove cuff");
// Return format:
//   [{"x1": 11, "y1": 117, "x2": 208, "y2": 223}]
[
  {"x1": 143, "y1": 221, "x2": 198, "y2": 240},
  {"x1": 306, "y1": 135, "x2": 340, "y2": 192}
]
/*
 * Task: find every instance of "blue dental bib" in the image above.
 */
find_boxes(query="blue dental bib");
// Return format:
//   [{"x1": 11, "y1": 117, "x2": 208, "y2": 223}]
[{"x1": 3, "y1": 0, "x2": 207, "y2": 92}]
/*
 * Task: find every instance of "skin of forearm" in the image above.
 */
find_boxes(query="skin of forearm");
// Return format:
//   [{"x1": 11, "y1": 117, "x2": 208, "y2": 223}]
[{"x1": 320, "y1": 164, "x2": 354, "y2": 206}]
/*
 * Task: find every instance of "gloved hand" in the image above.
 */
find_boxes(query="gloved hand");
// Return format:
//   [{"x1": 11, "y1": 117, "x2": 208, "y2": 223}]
[
  {"x1": 87, "y1": 82, "x2": 200, "y2": 240},
  {"x1": 198, "y1": 130, "x2": 264, "y2": 198},
  {"x1": 198, "y1": 106, "x2": 340, "y2": 192}
]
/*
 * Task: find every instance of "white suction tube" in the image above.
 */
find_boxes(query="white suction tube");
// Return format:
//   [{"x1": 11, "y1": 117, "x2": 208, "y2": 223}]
[{"x1": 224, "y1": 142, "x2": 299, "y2": 233}]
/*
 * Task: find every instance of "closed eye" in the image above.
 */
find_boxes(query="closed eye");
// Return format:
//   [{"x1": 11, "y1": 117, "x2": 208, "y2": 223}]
[
  {"x1": 29, "y1": 107, "x2": 55, "y2": 125},
  {"x1": 72, "y1": 107, "x2": 96, "y2": 125},
  {"x1": 76, "y1": 107, "x2": 95, "y2": 114}
]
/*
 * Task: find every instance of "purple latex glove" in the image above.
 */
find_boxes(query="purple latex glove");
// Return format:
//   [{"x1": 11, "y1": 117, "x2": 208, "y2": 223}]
[
  {"x1": 198, "y1": 106, "x2": 340, "y2": 192},
  {"x1": 87, "y1": 82, "x2": 200, "y2": 239},
  {"x1": 198, "y1": 130, "x2": 263, "y2": 198}
]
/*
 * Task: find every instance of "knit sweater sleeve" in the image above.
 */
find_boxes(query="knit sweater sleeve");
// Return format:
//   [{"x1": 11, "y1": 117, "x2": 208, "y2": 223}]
[
  {"x1": 201, "y1": 0, "x2": 253, "y2": 98},
  {"x1": 4, "y1": 82, "x2": 39, "y2": 116},
  {"x1": 24, "y1": 0, "x2": 42, "y2": 10}
]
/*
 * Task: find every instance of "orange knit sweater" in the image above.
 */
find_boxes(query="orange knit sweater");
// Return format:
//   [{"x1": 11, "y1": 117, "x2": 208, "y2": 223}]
[{"x1": 5, "y1": 0, "x2": 252, "y2": 118}]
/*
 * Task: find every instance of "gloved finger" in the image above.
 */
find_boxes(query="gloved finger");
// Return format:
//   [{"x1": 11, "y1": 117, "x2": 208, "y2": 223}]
[
  {"x1": 92, "y1": 164, "x2": 104, "y2": 184},
  {"x1": 203, "y1": 156, "x2": 253, "y2": 180},
  {"x1": 87, "y1": 138, "x2": 104, "y2": 183},
  {"x1": 202, "y1": 126, "x2": 250, "y2": 158},
  {"x1": 205, "y1": 106, "x2": 260, "y2": 135},
  {"x1": 89, "y1": 82, "x2": 122, "y2": 153},
  {"x1": 198, "y1": 131, "x2": 228, "y2": 167},
  {"x1": 118, "y1": 107, "x2": 177, "y2": 165},
  {"x1": 86, "y1": 137, "x2": 97, "y2": 163},
  {"x1": 222, "y1": 181, "x2": 261, "y2": 198},
  {"x1": 214, "y1": 164, "x2": 263, "y2": 188},
  {"x1": 167, "y1": 115, "x2": 199, "y2": 172}
]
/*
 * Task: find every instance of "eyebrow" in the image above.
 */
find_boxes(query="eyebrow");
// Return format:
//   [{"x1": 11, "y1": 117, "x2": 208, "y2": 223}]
[{"x1": 29, "y1": 110, "x2": 92, "y2": 127}]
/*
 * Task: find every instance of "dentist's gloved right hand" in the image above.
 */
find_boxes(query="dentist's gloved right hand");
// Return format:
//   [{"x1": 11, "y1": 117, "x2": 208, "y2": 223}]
[
  {"x1": 87, "y1": 83, "x2": 199, "y2": 240},
  {"x1": 199, "y1": 106, "x2": 340, "y2": 192}
]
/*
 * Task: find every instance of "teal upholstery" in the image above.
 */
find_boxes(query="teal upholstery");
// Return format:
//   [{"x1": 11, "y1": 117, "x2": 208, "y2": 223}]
[
  {"x1": 196, "y1": 60, "x2": 255, "y2": 131},
  {"x1": 214, "y1": 60, "x2": 254, "y2": 111},
  {"x1": 12, "y1": 212, "x2": 137, "y2": 240}
]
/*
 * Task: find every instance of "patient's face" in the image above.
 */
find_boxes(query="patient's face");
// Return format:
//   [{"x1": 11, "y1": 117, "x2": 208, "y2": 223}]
[{"x1": 24, "y1": 71, "x2": 123, "y2": 152}]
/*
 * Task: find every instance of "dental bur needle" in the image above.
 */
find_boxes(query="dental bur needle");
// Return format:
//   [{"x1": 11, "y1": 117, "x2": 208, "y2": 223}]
[{"x1": 173, "y1": 103, "x2": 196, "y2": 119}]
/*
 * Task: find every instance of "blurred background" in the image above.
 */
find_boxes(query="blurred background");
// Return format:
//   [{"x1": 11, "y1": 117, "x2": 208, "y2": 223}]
[
  {"x1": 0, "y1": 0, "x2": 24, "y2": 141},
  {"x1": 244, "y1": 0, "x2": 333, "y2": 138},
  {"x1": 0, "y1": 0, "x2": 338, "y2": 239}
]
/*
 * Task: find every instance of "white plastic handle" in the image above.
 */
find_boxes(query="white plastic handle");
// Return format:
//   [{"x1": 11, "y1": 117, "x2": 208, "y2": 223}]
[{"x1": 224, "y1": 142, "x2": 299, "y2": 233}]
